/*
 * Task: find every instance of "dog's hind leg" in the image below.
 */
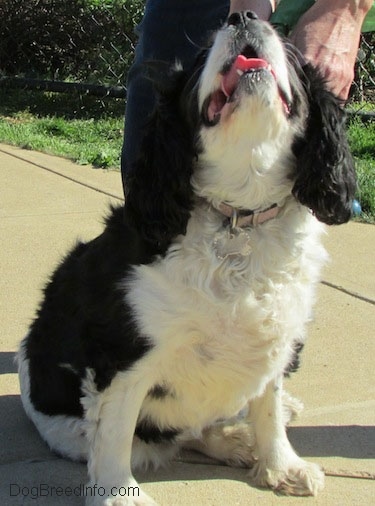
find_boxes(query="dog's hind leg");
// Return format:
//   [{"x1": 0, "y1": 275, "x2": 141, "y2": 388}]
[
  {"x1": 17, "y1": 343, "x2": 89, "y2": 462},
  {"x1": 181, "y1": 418, "x2": 257, "y2": 468},
  {"x1": 180, "y1": 389, "x2": 303, "y2": 468}
]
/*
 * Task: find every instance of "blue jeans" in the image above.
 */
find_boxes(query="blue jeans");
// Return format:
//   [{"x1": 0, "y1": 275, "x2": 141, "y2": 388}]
[{"x1": 121, "y1": 0, "x2": 229, "y2": 191}]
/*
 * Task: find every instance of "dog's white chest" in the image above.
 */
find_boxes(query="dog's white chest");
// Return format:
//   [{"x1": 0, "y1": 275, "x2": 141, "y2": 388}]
[
  {"x1": 126, "y1": 259, "x2": 290, "y2": 428},
  {"x1": 138, "y1": 300, "x2": 272, "y2": 429},
  {"x1": 124, "y1": 212, "x2": 325, "y2": 430}
]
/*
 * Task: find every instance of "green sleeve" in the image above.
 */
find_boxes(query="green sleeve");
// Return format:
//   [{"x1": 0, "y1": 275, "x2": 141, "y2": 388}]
[
  {"x1": 362, "y1": 4, "x2": 375, "y2": 33},
  {"x1": 270, "y1": 0, "x2": 315, "y2": 35},
  {"x1": 270, "y1": 0, "x2": 375, "y2": 35}
]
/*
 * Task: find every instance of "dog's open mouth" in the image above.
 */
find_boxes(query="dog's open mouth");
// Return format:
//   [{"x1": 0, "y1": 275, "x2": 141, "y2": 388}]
[{"x1": 203, "y1": 51, "x2": 291, "y2": 125}]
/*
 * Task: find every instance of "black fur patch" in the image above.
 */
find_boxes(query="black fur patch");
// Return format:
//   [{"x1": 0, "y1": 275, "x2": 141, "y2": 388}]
[
  {"x1": 125, "y1": 65, "x2": 198, "y2": 250},
  {"x1": 291, "y1": 65, "x2": 356, "y2": 225},
  {"x1": 284, "y1": 342, "x2": 304, "y2": 377},
  {"x1": 135, "y1": 419, "x2": 181, "y2": 444},
  {"x1": 25, "y1": 206, "x2": 158, "y2": 417},
  {"x1": 147, "y1": 384, "x2": 174, "y2": 400}
]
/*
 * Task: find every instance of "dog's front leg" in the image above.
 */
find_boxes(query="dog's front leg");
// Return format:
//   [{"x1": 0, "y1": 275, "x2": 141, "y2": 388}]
[
  {"x1": 85, "y1": 373, "x2": 157, "y2": 506},
  {"x1": 248, "y1": 376, "x2": 324, "y2": 496}
]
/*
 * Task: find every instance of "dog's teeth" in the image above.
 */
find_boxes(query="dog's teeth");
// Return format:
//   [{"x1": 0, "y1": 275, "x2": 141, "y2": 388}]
[{"x1": 236, "y1": 69, "x2": 244, "y2": 76}]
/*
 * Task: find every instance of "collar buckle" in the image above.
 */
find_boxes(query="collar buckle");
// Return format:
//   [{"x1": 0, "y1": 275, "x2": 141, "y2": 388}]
[{"x1": 230, "y1": 208, "x2": 238, "y2": 229}]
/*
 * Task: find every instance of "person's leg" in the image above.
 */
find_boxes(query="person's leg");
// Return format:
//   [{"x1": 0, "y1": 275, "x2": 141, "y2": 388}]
[{"x1": 121, "y1": 0, "x2": 229, "y2": 194}]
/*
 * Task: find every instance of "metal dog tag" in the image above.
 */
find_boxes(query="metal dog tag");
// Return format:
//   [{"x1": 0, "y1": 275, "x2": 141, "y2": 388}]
[{"x1": 213, "y1": 227, "x2": 252, "y2": 260}]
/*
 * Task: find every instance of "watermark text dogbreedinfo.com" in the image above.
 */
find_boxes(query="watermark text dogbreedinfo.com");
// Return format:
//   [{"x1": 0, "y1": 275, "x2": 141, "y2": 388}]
[{"x1": 9, "y1": 483, "x2": 140, "y2": 500}]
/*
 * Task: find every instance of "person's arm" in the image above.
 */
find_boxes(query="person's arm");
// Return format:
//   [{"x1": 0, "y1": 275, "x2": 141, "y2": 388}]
[
  {"x1": 229, "y1": 0, "x2": 275, "y2": 20},
  {"x1": 290, "y1": 0, "x2": 373, "y2": 100}
]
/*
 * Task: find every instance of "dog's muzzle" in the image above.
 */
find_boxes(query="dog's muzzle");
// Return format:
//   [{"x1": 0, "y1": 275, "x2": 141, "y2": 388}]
[{"x1": 201, "y1": 11, "x2": 292, "y2": 125}]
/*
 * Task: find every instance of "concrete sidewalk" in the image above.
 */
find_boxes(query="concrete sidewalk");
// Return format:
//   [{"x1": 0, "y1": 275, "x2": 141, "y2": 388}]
[{"x1": 0, "y1": 143, "x2": 374, "y2": 505}]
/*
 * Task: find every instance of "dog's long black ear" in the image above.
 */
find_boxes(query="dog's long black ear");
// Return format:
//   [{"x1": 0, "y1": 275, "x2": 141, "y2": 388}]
[
  {"x1": 292, "y1": 65, "x2": 356, "y2": 225},
  {"x1": 125, "y1": 65, "x2": 196, "y2": 250}
]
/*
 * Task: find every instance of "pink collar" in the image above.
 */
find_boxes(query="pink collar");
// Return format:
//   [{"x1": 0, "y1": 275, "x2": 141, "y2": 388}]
[{"x1": 218, "y1": 203, "x2": 280, "y2": 228}]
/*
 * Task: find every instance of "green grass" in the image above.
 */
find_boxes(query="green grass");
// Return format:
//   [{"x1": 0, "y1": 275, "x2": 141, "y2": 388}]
[
  {"x1": 0, "y1": 88, "x2": 374, "y2": 221},
  {"x1": 0, "y1": 114, "x2": 123, "y2": 168},
  {"x1": 347, "y1": 117, "x2": 375, "y2": 223},
  {"x1": 0, "y1": 89, "x2": 124, "y2": 168}
]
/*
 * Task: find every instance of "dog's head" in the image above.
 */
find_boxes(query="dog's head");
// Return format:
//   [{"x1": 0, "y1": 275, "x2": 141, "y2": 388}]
[{"x1": 126, "y1": 11, "x2": 356, "y2": 248}]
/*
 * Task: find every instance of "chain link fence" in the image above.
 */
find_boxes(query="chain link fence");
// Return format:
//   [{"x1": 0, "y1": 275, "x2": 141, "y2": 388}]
[
  {"x1": 0, "y1": 0, "x2": 374, "y2": 112},
  {"x1": 0, "y1": 0, "x2": 143, "y2": 99},
  {"x1": 349, "y1": 32, "x2": 375, "y2": 116}
]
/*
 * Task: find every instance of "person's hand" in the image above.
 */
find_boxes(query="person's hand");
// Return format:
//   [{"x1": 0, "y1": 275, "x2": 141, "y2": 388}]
[
  {"x1": 229, "y1": 0, "x2": 275, "y2": 20},
  {"x1": 290, "y1": 0, "x2": 373, "y2": 100}
]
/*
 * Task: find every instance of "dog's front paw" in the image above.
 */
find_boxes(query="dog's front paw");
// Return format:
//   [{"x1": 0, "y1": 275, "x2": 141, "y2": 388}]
[{"x1": 249, "y1": 456, "x2": 324, "y2": 496}]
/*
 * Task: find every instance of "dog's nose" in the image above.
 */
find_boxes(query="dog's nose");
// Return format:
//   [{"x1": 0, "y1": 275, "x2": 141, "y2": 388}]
[{"x1": 227, "y1": 10, "x2": 258, "y2": 26}]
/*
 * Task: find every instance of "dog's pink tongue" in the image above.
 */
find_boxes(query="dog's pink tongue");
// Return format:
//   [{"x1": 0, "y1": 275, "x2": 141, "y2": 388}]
[{"x1": 222, "y1": 55, "x2": 269, "y2": 97}]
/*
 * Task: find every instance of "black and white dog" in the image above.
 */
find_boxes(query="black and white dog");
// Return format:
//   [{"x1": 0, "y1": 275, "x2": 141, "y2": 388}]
[{"x1": 18, "y1": 11, "x2": 356, "y2": 504}]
